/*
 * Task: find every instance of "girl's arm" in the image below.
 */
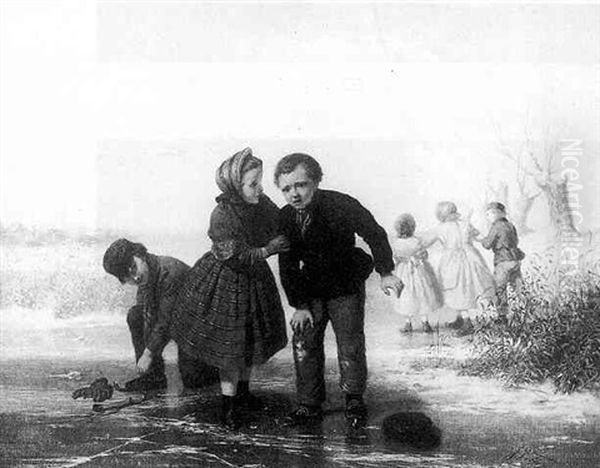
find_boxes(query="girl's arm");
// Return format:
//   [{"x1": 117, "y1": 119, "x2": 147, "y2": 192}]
[
  {"x1": 415, "y1": 245, "x2": 429, "y2": 261},
  {"x1": 209, "y1": 204, "x2": 287, "y2": 268},
  {"x1": 417, "y1": 227, "x2": 439, "y2": 249},
  {"x1": 212, "y1": 238, "x2": 269, "y2": 265},
  {"x1": 468, "y1": 223, "x2": 482, "y2": 241}
]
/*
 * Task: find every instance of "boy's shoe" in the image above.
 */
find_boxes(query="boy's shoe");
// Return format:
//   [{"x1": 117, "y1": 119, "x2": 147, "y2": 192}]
[
  {"x1": 447, "y1": 316, "x2": 464, "y2": 329},
  {"x1": 345, "y1": 397, "x2": 368, "y2": 428},
  {"x1": 284, "y1": 405, "x2": 323, "y2": 426},
  {"x1": 346, "y1": 422, "x2": 369, "y2": 443},
  {"x1": 221, "y1": 411, "x2": 241, "y2": 431},
  {"x1": 401, "y1": 322, "x2": 413, "y2": 334},
  {"x1": 422, "y1": 321, "x2": 434, "y2": 334},
  {"x1": 121, "y1": 375, "x2": 167, "y2": 393}
]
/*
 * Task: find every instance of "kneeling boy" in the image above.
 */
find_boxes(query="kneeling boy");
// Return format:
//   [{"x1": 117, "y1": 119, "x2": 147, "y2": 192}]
[{"x1": 103, "y1": 238, "x2": 218, "y2": 391}]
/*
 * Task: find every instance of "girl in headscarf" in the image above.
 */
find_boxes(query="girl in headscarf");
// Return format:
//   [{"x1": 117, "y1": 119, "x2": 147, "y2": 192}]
[
  {"x1": 421, "y1": 201, "x2": 495, "y2": 333},
  {"x1": 172, "y1": 148, "x2": 289, "y2": 430}
]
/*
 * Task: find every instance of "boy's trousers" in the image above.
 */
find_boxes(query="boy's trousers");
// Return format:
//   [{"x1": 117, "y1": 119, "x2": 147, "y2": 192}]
[
  {"x1": 127, "y1": 305, "x2": 218, "y2": 388},
  {"x1": 494, "y1": 260, "x2": 522, "y2": 316},
  {"x1": 292, "y1": 285, "x2": 367, "y2": 407}
]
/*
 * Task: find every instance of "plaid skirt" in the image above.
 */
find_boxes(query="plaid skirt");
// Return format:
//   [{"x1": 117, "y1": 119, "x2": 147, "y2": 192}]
[{"x1": 172, "y1": 252, "x2": 288, "y2": 370}]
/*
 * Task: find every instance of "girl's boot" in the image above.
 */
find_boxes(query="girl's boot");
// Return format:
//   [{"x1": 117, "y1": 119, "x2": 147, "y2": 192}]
[{"x1": 220, "y1": 395, "x2": 241, "y2": 430}]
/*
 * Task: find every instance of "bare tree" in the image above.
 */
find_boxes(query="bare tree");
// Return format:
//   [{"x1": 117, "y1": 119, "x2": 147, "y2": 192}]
[
  {"x1": 524, "y1": 125, "x2": 581, "y2": 237},
  {"x1": 493, "y1": 120, "x2": 579, "y2": 238},
  {"x1": 493, "y1": 123, "x2": 541, "y2": 235}
]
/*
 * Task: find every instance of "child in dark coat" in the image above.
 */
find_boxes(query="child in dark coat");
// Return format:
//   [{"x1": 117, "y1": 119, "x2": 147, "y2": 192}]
[
  {"x1": 478, "y1": 202, "x2": 525, "y2": 319},
  {"x1": 103, "y1": 239, "x2": 219, "y2": 392},
  {"x1": 275, "y1": 152, "x2": 403, "y2": 428}
]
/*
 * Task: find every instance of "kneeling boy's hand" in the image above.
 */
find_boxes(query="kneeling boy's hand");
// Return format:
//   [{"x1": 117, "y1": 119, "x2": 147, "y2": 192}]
[
  {"x1": 136, "y1": 349, "x2": 153, "y2": 374},
  {"x1": 290, "y1": 309, "x2": 314, "y2": 334}
]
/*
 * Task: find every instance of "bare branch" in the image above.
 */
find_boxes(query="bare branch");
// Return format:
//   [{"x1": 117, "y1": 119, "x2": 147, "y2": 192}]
[
  {"x1": 528, "y1": 191, "x2": 543, "y2": 201},
  {"x1": 494, "y1": 123, "x2": 519, "y2": 163},
  {"x1": 522, "y1": 124, "x2": 546, "y2": 177},
  {"x1": 516, "y1": 169, "x2": 526, "y2": 189},
  {"x1": 544, "y1": 137, "x2": 560, "y2": 177}
]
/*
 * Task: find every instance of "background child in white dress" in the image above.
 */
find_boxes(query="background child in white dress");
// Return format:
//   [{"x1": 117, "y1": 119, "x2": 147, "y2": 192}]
[
  {"x1": 392, "y1": 214, "x2": 443, "y2": 333},
  {"x1": 421, "y1": 201, "x2": 495, "y2": 333}
]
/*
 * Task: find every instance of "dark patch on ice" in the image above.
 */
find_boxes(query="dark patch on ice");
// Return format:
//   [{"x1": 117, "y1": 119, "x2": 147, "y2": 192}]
[{"x1": 382, "y1": 411, "x2": 441, "y2": 450}]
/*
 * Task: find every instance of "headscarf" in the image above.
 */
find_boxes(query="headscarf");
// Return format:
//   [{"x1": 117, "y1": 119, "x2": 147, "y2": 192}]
[
  {"x1": 215, "y1": 147, "x2": 262, "y2": 201},
  {"x1": 211, "y1": 147, "x2": 275, "y2": 245}
]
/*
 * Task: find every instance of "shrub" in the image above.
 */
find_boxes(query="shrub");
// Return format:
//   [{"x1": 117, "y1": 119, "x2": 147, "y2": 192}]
[{"x1": 462, "y1": 252, "x2": 600, "y2": 393}]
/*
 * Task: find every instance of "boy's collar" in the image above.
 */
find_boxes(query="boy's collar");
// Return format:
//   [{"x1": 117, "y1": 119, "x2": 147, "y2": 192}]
[{"x1": 141, "y1": 254, "x2": 159, "y2": 289}]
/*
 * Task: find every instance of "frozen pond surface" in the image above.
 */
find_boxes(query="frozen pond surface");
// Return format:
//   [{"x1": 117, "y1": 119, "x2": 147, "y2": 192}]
[{"x1": 1, "y1": 310, "x2": 599, "y2": 468}]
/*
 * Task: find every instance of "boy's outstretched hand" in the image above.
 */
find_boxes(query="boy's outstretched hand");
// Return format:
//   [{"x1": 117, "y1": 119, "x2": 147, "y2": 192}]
[
  {"x1": 381, "y1": 274, "x2": 404, "y2": 298},
  {"x1": 136, "y1": 349, "x2": 153, "y2": 374}
]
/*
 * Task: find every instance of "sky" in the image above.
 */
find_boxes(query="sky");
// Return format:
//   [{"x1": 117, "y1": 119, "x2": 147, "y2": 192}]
[{"x1": 1, "y1": 1, "x2": 599, "y2": 237}]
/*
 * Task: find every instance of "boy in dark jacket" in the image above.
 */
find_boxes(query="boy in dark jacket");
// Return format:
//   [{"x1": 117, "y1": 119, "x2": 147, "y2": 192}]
[
  {"x1": 275, "y1": 153, "x2": 403, "y2": 427},
  {"x1": 103, "y1": 238, "x2": 218, "y2": 392},
  {"x1": 479, "y1": 203, "x2": 525, "y2": 319}
]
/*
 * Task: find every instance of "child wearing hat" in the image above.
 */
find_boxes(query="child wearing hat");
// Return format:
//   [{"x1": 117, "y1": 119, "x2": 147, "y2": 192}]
[
  {"x1": 392, "y1": 213, "x2": 442, "y2": 333},
  {"x1": 103, "y1": 238, "x2": 219, "y2": 392},
  {"x1": 478, "y1": 202, "x2": 525, "y2": 320}
]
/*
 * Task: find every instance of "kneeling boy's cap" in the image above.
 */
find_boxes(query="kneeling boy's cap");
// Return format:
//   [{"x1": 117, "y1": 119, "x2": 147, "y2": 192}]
[
  {"x1": 103, "y1": 238, "x2": 147, "y2": 283},
  {"x1": 486, "y1": 202, "x2": 506, "y2": 213}
]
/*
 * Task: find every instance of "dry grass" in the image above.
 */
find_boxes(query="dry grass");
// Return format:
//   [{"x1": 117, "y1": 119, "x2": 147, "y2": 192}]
[
  {"x1": 1, "y1": 239, "x2": 134, "y2": 318},
  {"x1": 462, "y1": 252, "x2": 600, "y2": 393}
]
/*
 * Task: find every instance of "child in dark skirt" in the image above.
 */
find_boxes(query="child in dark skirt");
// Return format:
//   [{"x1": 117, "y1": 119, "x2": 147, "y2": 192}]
[{"x1": 171, "y1": 148, "x2": 289, "y2": 430}]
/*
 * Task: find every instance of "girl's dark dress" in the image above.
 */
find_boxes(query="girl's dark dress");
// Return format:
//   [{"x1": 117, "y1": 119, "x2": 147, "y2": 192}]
[{"x1": 172, "y1": 194, "x2": 287, "y2": 370}]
